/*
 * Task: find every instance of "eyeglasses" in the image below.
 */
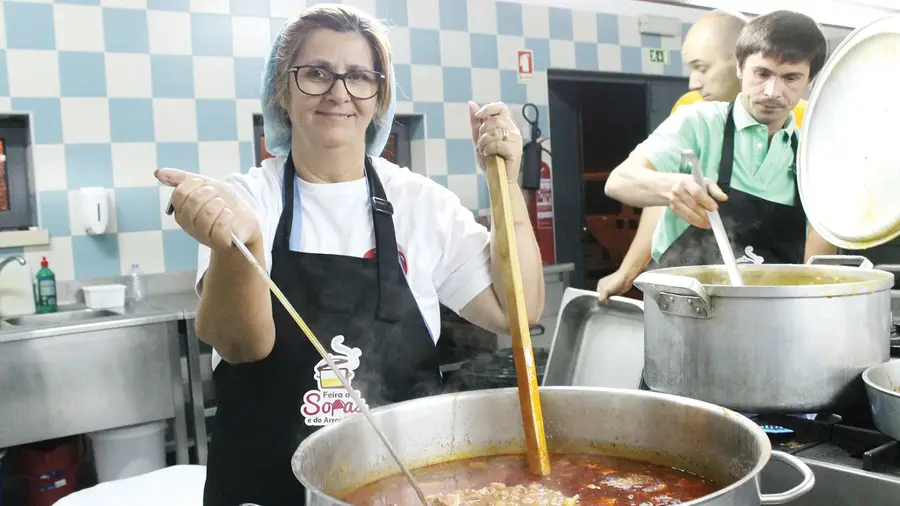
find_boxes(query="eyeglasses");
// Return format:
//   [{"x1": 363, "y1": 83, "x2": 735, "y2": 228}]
[{"x1": 290, "y1": 65, "x2": 385, "y2": 100}]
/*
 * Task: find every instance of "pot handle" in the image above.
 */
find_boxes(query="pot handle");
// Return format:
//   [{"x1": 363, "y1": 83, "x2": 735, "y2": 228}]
[
  {"x1": 807, "y1": 254, "x2": 873, "y2": 269},
  {"x1": 632, "y1": 272, "x2": 711, "y2": 319},
  {"x1": 758, "y1": 451, "x2": 815, "y2": 505}
]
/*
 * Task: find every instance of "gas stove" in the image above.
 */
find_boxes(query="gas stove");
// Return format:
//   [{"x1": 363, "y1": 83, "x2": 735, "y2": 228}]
[{"x1": 751, "y1": 409, "x2": 900, "y2": 505}]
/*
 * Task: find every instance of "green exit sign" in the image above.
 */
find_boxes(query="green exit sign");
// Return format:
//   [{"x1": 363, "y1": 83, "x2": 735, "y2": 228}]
[{"x1": 648, "y1": 49, "x2": 669, "y2": 64}]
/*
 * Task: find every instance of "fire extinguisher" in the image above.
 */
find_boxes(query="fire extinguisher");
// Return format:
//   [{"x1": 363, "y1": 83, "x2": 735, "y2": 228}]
[{"x1": 520, "y1": 103, "x2": 555, "y2": 265}]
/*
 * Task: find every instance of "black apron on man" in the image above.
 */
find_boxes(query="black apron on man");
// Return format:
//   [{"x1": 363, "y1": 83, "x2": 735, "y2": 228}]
[
  {"x1": 203, "y1": 154, "x2": 443, "y2": 506},
  {"x1": 655, "y1": 100, "x2": 807, "y2": 269}
]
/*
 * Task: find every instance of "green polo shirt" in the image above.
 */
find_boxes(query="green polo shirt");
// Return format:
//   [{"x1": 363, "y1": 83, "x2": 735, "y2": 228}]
[{"x1": 631, "y1": 93, "x2": 800, "y2": 262}]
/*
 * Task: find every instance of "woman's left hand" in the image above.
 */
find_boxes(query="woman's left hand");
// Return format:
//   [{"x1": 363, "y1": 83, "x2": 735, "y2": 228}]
[{"x1": 469, "y1": 101, "x2": 523, "y2": 183}]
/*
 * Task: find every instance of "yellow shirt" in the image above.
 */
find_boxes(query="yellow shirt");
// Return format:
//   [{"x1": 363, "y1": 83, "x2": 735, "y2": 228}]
[{"x1": 671, "y1": 90, "x2": 807, "y2": 128}]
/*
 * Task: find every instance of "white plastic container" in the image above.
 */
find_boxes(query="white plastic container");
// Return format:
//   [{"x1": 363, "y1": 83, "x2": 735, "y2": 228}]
[
  {"x1": 88, "y1": 421, "x2": 167, "y2": 483},
  {"x1": 82, "y1": 284, "x2": 126, "y2": 309}
]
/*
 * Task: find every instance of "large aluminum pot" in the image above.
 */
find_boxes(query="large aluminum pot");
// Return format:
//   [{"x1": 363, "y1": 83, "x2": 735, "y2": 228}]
[
  {"x1": 634, "y1": 255, "x2": 893, "y2": 413},
  {"x1": 292, "y1": 387, "x2": 814, "y2": 505}
]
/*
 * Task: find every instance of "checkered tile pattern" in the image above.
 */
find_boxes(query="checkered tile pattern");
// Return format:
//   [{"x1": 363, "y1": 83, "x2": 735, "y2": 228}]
[{"x1": 0, "y1": 0, "x2": 689, "y2": 281}]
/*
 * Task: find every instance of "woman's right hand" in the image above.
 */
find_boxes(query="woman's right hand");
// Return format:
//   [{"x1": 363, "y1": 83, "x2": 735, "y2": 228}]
[
  {"x1": 155, "y1": 168, "x2": 262, "y2": 251},
  {"x1": 596, "y1": 270, "x2": 631, "y2": 301}
]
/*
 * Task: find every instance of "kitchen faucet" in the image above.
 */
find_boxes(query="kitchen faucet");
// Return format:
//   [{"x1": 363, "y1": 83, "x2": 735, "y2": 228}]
[{"x1": 0, "y1": 256, "x2": 27, "y2": 273}]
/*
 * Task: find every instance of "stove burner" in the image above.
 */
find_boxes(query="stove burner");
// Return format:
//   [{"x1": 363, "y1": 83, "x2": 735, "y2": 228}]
[{"x1": 759, "y1": 424, "x2": 795, "y2": 441}]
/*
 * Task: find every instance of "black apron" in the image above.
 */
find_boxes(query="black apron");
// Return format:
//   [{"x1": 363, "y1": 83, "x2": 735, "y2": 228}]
[
  {"x1": 203, "y1": 155, "x2": 443, "y2": 506},
  {"x1": 656, "y1": 100, "x2": 806, "y2": 268}
]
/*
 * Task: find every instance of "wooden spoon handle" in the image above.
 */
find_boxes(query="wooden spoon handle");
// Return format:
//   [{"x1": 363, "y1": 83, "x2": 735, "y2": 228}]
[{"x1": 485, "y1": 155, "x2": 551, "y2": 477}]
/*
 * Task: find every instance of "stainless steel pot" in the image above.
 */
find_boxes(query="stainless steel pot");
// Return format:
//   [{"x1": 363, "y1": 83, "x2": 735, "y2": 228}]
[
  {"x1": 862, "y1": 360, "x2": 900, "y2": 441},
  {"x1": 633, "y1": 255, "x2": 894, "y2": 413},
  {"x1": 292, "y1": 387, "x2": 814, "y2": 505}
]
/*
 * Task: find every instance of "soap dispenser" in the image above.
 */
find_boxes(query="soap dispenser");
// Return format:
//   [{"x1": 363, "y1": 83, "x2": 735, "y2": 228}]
[{"x1": 79, "y1": 187, "x2": 110, "y2": 235}]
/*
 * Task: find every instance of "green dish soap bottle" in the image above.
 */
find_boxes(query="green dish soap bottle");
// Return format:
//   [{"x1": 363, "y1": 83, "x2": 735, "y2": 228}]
[{"x1": 36, "y1": 256, "x2": 57, "y2": 314}]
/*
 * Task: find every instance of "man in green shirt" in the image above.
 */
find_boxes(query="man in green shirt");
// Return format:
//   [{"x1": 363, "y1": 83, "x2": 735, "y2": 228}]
[{"x1": 605, "y1": 10, "x2": 835, "y2": 268}]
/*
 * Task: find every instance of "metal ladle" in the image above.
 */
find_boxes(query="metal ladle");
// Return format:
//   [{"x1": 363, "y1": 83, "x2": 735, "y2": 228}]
[
  {"x1": 164, "y1": 202, "x2": 429, "y2": 506},
  {"x1": 681, "y1": 150, "x2": 744, "y2": 286}
]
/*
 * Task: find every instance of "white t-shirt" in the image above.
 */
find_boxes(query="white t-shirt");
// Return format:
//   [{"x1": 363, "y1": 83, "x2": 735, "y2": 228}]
[{"x1": 196, "y1": 156, "x2": 493, "y2": 369}]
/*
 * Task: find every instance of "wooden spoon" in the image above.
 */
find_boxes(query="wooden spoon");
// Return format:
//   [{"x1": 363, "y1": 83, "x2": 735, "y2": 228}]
[{"x1": 485, "y1": 155, "x2": 551, "y2": 477}]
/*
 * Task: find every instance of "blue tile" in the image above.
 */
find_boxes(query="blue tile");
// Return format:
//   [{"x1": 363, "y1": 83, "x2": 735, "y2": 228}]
[
  {"x1": 641, "y1": 34, "x2": 662, "y2": 48},
  {"x1": 621, "y1": 46, "x2": 643, "y2": 74},
  {"x1": 525, "y1": 38, "x2": 550, "y2": 71},
  {"x1": 163, "y1": 229, "x2": 198, "y2": 271},
  {"x1": 477, "y1": 173, "x2": 489, "y2": 210},
  {"x1": 234, "y1": 58, "x2": 264, "y2": 99},
  {"x1": 499, "y1": 70, "x2": 526, "y2": 104},
  {"x1": 470, "y1": 34, "x2": 498, "y2": 68},
  {"x1": 5, "y1": 3, "x2": 55, "y2": 50},
  {"x1": 442, "y1": 67, "x2": 472, "y2": 103},
  {"x1": 59, "y1": 52, "x2": 107, "y2": 97},
  {"x1": 65, "y1": 144, "x2": 114, "y2": 189},
  {"x1": 109, "y1": 99, "x2": 155, "y2": 142},
  {"x1": 431, "y1": 175, "x2": 447, "y2": 188},
  {"x1": 666, "y1": 52, "x2": 685, "y2": 77},
  {"x1": 270, "y1": 18, "x2": 287, "y2": 42},
  {"x1": 72, "y1": 235, "x2": 120, "y2": 280},
  {"x1": 157, "y1": 143, "x2": 199, "y2": 173},
  {"x1": 191, "y1": 13, "x2": 233, "y2": 57},
  {"x1": 375, "y1": 0, "x2": 407, "y2": 27},
  {"x1": 0, "y1": 51, "x2": 8, "y2": 96},
  {"x1": 11, "y1": 98, "x2": 62, "y2": 144},
  {"x1": 410, "y1": 28, "x2": 440, "y2": 65},
  {"x1": 548, "y1": 8, "x2": 573, "y2": 40},
  {"x1": 114, "y1": 187, "x2": 162, "y2": 232},
  {"x1": 682, "y1": 22, "x2": 692, "y2": 41},
  {"x1": 0, "y1": 248, "x2": 24, "y2": 258},
  {"x1": 410, "y1": 115, "x2": 425, "y2": 140},
  {"x1": 393, "y1": 63, "x2": 412, "y2": 100},
  {"x1": 239, "y1": 141, "x2": 254, "y2": 172},
  {"x1": 151, "y1": 55, "x2": 194, "y2": 98},
  {"x1": 496, "y1": 2, "x2": 523, "y2": 36},
  {"x1": 597, "y1": 13, "x2": 619, "y2": 44},
  {"x1": 38, "y1": 191, "x2": 70, "y2": 237},
  {"x1": 104, "y1": 8, "x2": 149, "y2": 53},
  {"x1": 412, "y1": 102, "x2": 444, "y2": 138},
  {"x1": 439, "y1": 0, "x2": 467, "y2": 31},
  {"x1": 148, "y1": 0, "x2": 189, "y2": 11},
  {"x1": 196, "y1": 100, "x2": 237, "y2": 141},
  {"x1": 575, "y1": 42, "x2": 598, "y2": 71},
  {"x1": 446, "y1": 139, "x2": 476, "y2": 175},
  {"x1": 230, "y1": 0, "x2": 269, "y2": 17}
]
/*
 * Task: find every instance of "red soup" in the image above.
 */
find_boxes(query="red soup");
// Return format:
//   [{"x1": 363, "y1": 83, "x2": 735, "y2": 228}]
[{"x1": 342, "y1": 453, "x2": 721, "y2": 505}]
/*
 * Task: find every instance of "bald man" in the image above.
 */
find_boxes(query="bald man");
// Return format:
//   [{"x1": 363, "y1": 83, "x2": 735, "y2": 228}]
[{"x1": 597, "y1": 9, "x2": 810, "y2": 299}]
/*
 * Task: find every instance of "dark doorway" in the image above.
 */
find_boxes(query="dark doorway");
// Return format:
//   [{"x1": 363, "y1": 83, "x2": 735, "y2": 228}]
[{"x1": 548, "y1": 70, "x2": 688, "y2": 291}]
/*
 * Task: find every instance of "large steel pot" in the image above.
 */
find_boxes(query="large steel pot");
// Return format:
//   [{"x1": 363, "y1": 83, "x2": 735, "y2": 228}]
[
  {"x1": 633, "y1": 255, "x2": 893, "y2": 413},
  {"x1": 292, "y1": 387, "x2": 814, "y2": 505}
]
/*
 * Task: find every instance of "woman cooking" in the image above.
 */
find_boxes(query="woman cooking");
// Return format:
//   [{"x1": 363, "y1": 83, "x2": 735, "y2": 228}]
[{"x1": 154, "y1": 4, "x2": 545, "y2": 506}]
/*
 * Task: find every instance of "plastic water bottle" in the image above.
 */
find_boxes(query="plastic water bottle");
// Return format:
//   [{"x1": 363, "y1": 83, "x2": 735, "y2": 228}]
[{"x1": 129, "y1": 264, "x2": 146, "y2": 302}]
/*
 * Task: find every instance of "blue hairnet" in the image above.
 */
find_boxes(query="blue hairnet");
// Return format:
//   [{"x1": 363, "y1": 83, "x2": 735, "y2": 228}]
[{"x1": 260, "y1": 23, "x2": 397, "y2": 159}]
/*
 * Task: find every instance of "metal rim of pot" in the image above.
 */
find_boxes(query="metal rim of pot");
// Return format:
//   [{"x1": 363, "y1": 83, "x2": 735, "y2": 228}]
[
  {"x1": 634, "y1": 256, "x2": 893, "y2": 320},
  {"x1": 798, "y1": 16, "x2": 900, "y2": 250},
  {"x1": 291, "y1": 386, "x2": 815, "y2": 505},
  {"x1": 861, "y1": 361, "x2": 900, "y2": 441}
]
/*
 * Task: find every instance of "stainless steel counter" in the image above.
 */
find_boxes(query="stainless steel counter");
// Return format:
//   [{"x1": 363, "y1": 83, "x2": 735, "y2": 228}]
[{"x1": 0, "y1": 294, "x2": 200, "y2": 465}]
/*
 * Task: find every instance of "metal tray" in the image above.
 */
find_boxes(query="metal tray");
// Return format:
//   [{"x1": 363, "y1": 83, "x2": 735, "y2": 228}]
[{"x1": 542, "y1": 288, "x2": 644, "y2": 389}]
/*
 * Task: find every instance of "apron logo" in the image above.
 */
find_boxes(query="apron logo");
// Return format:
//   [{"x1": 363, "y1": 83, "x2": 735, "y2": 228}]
[
  {"x1": 301, "y1": 335, "x2": 367, "y2": 427},
  {"x1": 363, "y1": 248, "x2": 408, "y2": 276},
  {"x1": 735, "y1": 246, "x2": 764, "y2": 265}
]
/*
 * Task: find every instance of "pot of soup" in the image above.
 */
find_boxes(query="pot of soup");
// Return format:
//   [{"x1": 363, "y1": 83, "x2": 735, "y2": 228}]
[
  {"x1": 633, "y1": 255, "x2": 893, "y2": 414},
  {"x1": 291, "y1": 387, "x2": 814, "y2": 505}
]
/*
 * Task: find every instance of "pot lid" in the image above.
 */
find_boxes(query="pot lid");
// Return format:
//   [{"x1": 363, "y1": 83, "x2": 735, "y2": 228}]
[{"x1": 798, "y1": 16, "x2": 900, "y2": 250}]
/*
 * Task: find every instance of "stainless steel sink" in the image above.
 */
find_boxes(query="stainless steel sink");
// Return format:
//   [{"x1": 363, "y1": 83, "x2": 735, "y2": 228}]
[{"x1": 4, "y1": 308, "x2": 119, "y2": 326}]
